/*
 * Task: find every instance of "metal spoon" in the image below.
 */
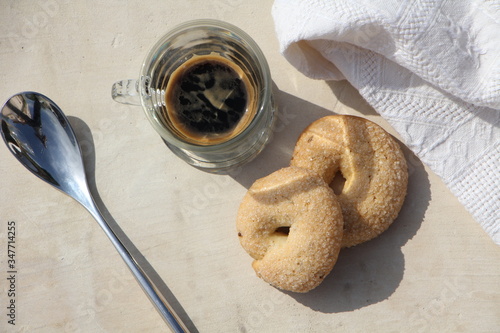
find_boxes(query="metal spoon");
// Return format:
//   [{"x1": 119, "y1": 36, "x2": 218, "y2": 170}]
[{"x1": 0, "y1": 92, "x2": 189, "y2": 333}]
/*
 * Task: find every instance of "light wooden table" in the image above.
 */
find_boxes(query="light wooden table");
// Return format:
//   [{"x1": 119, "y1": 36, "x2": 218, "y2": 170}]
[{"x1": 0, "y1": 1, "x2": 498, "y2": 332}]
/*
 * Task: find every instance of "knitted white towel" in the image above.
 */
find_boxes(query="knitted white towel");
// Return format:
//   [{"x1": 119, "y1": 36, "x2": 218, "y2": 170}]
[{"x1": 272, "y1": 0, "x2": 500, "y2": 244}]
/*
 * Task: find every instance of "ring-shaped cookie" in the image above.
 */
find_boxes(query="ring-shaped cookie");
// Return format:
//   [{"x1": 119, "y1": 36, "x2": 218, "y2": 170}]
[
  {"x1": 290, "y1": 115, "x2": 408, "y2": 247},
  {"x1": 236, "y1": 166, "x2": 344, "y2": 293}
]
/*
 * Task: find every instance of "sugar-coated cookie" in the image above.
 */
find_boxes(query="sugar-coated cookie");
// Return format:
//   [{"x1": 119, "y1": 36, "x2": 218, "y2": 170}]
[
  {"x1": 291, "y1": 115, "x2": 408, "y2": 247},
  {"x1": 236, "y1": 166, "x2": 344, "y2": 293}
]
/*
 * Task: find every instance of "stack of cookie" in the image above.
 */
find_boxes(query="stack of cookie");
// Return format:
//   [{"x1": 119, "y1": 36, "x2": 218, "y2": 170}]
[{"x1": 236, "y1": 115, "x2": 408, "y2": 292}]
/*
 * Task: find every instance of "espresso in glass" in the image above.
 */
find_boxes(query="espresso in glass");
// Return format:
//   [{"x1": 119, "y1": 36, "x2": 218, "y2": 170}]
[
  {"x1": 164, "y1": 54, "x2": 257, "y2": 145},
  {"x1": 113, "y1": 20, "x2": 276, "y2": 172}
]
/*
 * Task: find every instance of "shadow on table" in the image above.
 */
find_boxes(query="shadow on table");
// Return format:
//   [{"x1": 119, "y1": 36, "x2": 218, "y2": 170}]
[
  {"x1": 230, "y1": 84, "x2": 431, "y2": 313},
  {"x1": 68, "y1": 116, "x2": 199, "y2": 333},
  {"x1": 227, "y1": 87, "x2": 334, "y2": 187}
]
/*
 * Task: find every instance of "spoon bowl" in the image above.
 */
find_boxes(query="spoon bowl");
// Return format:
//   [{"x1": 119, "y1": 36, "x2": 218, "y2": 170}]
[{"x1": 1, "y1": 92, "x2": 189, "y2": 333}]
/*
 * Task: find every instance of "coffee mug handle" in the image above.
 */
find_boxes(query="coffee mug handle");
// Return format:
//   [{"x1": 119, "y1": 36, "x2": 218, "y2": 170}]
[{"x1": 112, "y1": 79, "x2": 141, "y2": 106}]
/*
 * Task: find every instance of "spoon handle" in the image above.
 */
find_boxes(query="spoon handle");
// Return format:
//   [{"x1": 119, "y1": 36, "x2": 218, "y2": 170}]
[{"x1": 85, "y1": 200, "x2": 189, "y2": 333}]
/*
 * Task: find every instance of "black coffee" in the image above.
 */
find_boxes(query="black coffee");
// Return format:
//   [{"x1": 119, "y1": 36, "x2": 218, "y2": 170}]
[{"x1": 165, "y1": 54, "x2": 256, "y2": 144}]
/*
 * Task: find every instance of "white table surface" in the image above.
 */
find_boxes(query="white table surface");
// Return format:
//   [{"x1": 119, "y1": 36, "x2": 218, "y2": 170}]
[{"x1": 0, "y1": 1, "x2": 498, "y2": 332}]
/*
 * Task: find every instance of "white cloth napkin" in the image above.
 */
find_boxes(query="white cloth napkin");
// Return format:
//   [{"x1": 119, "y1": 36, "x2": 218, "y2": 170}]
[{"x1": 272, "y1": 0, "x2": 500, "y2": 244}]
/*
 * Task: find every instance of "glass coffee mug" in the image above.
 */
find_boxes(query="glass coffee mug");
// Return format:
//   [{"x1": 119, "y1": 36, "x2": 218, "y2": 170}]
[{"x1": 112, "y1": 19, "x2": 276, "y2": 173}]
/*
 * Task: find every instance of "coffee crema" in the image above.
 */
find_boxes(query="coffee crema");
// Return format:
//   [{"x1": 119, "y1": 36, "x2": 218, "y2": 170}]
[{"x1": 164, "y1": 54, "x2": 256, "y2": 145}]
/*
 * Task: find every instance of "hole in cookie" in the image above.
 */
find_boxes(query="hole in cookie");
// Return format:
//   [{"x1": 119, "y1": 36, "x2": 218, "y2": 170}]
[
  {"x1": 274, "y1": 226, "x2": 290, "y2": 236},
  {"x1": 330, "y1": 171, "x2": 346, "y2": 195}
]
